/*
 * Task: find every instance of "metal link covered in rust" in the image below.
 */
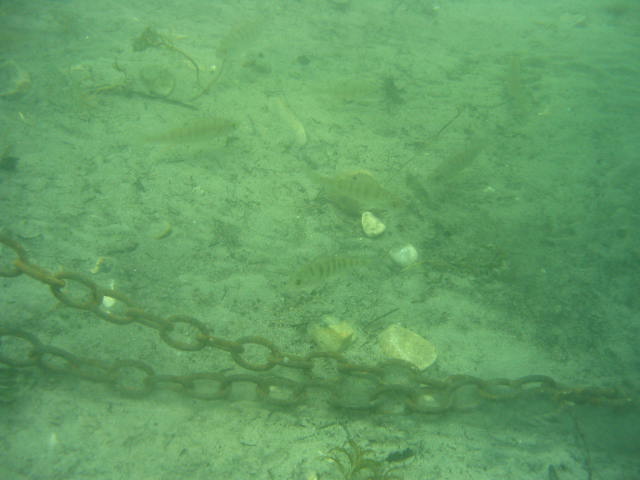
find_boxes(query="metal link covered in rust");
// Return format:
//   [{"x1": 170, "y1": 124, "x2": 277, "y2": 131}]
[{"x1": 1, "y1": 232, "x2": 638, "y2": 413}]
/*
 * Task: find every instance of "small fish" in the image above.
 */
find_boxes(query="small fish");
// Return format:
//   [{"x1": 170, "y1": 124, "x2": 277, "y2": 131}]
[
  {"x1": 288, "y1": 255, "x2": 370, "y2": 289},
  {"x1": 428, "y1": 138, "x2": 484, "y2": 184},
  {"x1": 144, "y1": 118, "x2": 237, "y2": 144},
  {"x1": 310, "y1": 170, "x2": 404, "y2": 211}
]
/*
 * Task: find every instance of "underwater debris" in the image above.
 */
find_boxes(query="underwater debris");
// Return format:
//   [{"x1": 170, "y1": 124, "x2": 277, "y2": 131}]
[
  {"x1": 130, "y1": 26, "x2": 225, "y2": 103},
  {"x1": 132, "y1": 27, "x2": 200, "y2": 84},
  {"x1": 326, "y1": 439, "x2": 403, "y2": 480},
  {"x1": 186, "y1": 18, "x2": 264, "y2": 101},
  {"x1": 86, "y1": 60, "x2": 199, "y2": 110}
]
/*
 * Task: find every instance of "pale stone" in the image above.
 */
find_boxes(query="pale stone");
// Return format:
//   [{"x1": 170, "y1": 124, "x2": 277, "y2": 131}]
[
  {"x1": 378, "y1": 324, "x2": 437, "y2": 370},
  {"x1": 361, "y1": 211, "x2": 386, "y2": 237},
  {"x1": 389, "y1": 244, "x2": 418, "y2": 268}
]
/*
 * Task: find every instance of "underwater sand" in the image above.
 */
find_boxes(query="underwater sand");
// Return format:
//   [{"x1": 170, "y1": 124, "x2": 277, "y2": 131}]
[{"x1": 1, "y1": 0, "x2": 639, "y2": 478}]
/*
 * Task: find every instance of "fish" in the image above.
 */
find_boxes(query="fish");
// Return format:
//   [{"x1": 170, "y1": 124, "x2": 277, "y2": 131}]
[
  {"x1": 288, "y1": 255, "x2": 370, "y2": 289},
  {"x1": 144, "y1": 117, "x2": 237, "y2": 143},
  {"x1": 309, "y1": 169, "x2": 404, "y2": 212},
  {"x1": 428, "y1": 138, "x2": 484, "y2": 184}
]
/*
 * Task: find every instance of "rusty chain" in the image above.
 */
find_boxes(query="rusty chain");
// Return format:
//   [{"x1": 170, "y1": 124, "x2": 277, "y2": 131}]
[{"x1": 0, "y1": 232, "x2": 637, "y2": 413}]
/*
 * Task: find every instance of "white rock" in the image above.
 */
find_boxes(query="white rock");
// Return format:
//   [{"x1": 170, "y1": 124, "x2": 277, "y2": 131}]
[
  {"x1": 378, "y1": 324, "x2": 437, "y2": 370},
  {"x1": 361, "y1": 211, "x2": 386, "y2": 237},
  {"x1": 389, "y1": 244, "x2": 418, "y2": 268}
]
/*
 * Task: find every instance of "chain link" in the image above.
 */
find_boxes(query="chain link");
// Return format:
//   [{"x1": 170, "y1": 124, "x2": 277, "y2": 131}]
[{"x1": 1, "y1": 233, "x2": 637, "y2": 413}]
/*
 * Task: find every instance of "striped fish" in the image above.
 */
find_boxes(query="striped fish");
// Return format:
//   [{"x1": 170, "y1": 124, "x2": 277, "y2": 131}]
[{"x1": 288, "y1": 255, "x2": 370, "y2": 289}]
